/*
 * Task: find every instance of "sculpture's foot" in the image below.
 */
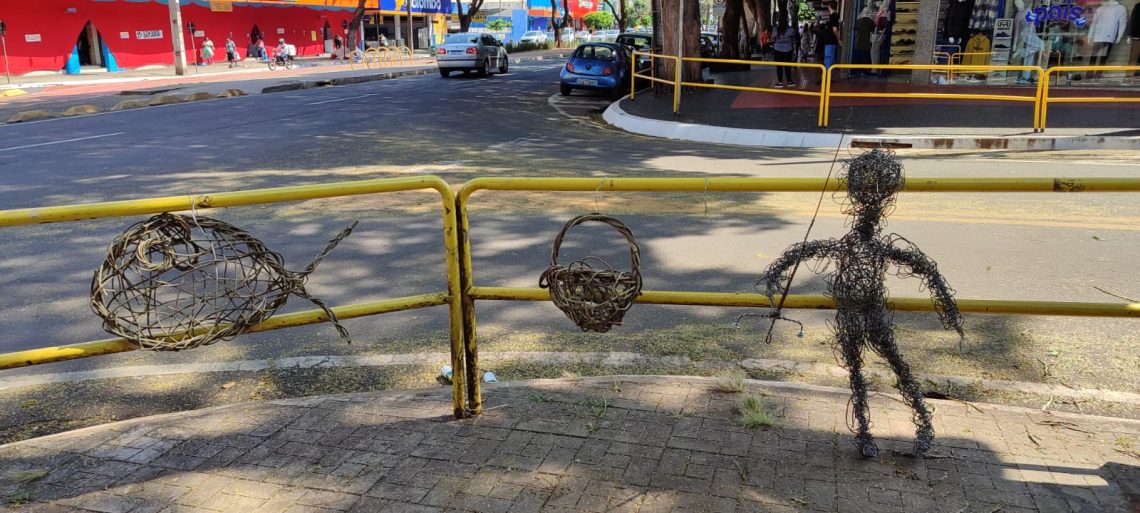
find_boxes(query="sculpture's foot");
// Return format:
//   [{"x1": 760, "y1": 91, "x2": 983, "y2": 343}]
[
  {"x1": 856, "y1": 436, "x2": 879, "y2": 459},
  {"x1": 913, "y1": 432, "x2": 933, "y2": 457}
]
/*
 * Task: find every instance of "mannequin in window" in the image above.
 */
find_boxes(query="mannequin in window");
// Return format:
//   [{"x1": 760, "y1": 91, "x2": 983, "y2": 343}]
[
  {"x1": 1088, "y1": 0, "x2": 1128, "y2": 77},
  {"x1": 1011, "y1": 0, "x2": 1044, "y2": 83},
  {"x1": 944, "y1": 0, "x2": 975, "y2": 47},
  {"x1": 870, "y1": 0, "x2": 890, "y2": 72}
]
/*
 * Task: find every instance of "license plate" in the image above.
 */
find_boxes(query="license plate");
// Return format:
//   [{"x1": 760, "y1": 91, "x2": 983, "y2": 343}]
[{"x1": 577, "y1": 79, "x2": 598, "y2": 86}]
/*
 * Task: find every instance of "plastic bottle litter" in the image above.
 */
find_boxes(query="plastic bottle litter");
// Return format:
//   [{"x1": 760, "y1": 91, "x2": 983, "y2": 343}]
[
  {"x1": 483, "y1": 371, "x2": 497, "y2": 383},
  {"x1": 441, "y1": 365, "x2": 453, "y2": 379}
]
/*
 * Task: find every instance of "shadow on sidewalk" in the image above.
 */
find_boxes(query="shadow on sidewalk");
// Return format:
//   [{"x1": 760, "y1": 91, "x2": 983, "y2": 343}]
[{"x1": 1, "y1": 377, "x2": 1136, "y2": 512}]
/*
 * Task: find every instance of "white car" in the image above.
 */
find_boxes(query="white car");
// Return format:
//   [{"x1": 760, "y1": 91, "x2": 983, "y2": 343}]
[
  {"x1": 520, "y1": 31, "x2": 548, "y2": 44},
  {"x1": 437, "y1": 33, "x2": 509, "y2": 78}
]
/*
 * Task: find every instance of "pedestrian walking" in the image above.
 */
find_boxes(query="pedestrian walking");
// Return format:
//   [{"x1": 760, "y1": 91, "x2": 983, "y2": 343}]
[
  {"x1": 225, "y1": 35, "x2": 239, "y2": 67},
  {"x1": 201, "y1": 36, "x2": 215, "y2": 65},
  {"x1": 256, "y1": 38, "x2": 267, "y2": 61}
]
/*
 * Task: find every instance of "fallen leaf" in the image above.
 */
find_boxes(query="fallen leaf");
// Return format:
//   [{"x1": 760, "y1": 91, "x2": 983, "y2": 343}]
[{"x1": 221, "y1": 381, "x2": 236, "y2": 389}]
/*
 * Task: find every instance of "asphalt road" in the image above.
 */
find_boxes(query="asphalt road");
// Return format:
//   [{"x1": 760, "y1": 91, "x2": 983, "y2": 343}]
[{"x1": 1, "y1": 59, "x2": 1138, "y2": 387}]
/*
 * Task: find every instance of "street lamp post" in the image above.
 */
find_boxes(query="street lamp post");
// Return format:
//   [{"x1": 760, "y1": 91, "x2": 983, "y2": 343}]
[{"x1": 0, "y1": 21, "x2": 10, "y2": 84}]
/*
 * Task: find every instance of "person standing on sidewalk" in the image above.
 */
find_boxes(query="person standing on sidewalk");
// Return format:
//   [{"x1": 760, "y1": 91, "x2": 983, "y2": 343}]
[
  {"x1": 225, "y1": 36, "x2": 239, "y2": 67},
  {"x1": 202, "y1": 36, "x2": 216, "y2": 66},
  {"x1": 771, "y1": 14, "x2": 797, "y2": 88},
  {"x1": 818, "y1": 1, "x2": 842, "y2": 70}
]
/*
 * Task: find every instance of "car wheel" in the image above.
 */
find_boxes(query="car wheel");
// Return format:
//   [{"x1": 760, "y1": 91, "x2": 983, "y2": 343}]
[
  {"x1": 498, "y1": 57, "x2": 508, "y2": 74},
  {"x1": 560, "y1": 84, "x2": 572, "y2": 96},
  {"x1": 479, "y1": 59, "x2": 490, "y2": 77},
  {"x1": 439, "y1": 68, "x2": 450, "y2": 78}
]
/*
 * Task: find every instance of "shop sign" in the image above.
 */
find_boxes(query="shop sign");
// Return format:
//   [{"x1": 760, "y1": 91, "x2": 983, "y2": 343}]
[
  {"x1": 25, "y1": 34, "x2": 42, "y2": 43},
  {"x1": 136, "y1": 30, "x2": 164, "y2": 40},
  {"x1": 120, "y1": 31, "x2": 130, "y2": 39},
  {"x1": 411, "y1": 0, "x2": 443, "y2": 11},
  {"x1": 210, "y1": 1, "x2": 234, "y2": 12},
  {"x1": 577, "y1": 0, "x2": 593, "y2": 8},
  {"x1": 1025, "y1": 0, "x2": 1087, "y2": 28}
]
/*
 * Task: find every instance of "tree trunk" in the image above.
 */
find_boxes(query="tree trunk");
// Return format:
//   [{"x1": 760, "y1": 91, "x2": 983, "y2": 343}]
[
  {"x1": 721, "y1": 0, "x2": 744, "y2": 59},
  {"x1": 346, "y1": 0, "x2": 367, "y2": 54},
  {"x1": 552, "y1": 0, "x2": 563, "y2": 47},
  {"x1": 602, "y1": 0, "x2": 629, "y2": 32},
  {"x1": 458, "y1": 0, "x2": 485, "y2": 32},
  {"x1": 659, "y1": 0, "x2": 701, "y2": 86}
]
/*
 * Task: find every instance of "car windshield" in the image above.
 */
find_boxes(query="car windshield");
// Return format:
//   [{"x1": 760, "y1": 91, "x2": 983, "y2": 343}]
[
  {"x1": 523, "y1": 31, "x2": 542, "y2": 36},
  {"x1": 575, "y1": 45, "x2": 615, "y2": 61},
  {"x1": 618, "y1": 35, "x2": 651, "y2": 48},
  {"x1": 444, "y1": 34, "x2": 478, "y2": 45}
]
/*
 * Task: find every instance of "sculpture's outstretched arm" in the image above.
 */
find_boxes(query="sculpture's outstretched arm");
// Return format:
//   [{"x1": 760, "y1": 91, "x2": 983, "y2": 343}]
[
  {"x1": 758, "y1": 239, "x2": 839, "y2": 306},
  {"x1": 886, "y1": 236, "x2": 965, "y2": 337}
]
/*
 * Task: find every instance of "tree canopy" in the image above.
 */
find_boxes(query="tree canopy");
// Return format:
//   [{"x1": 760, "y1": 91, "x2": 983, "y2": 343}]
[{"x1": 584, "y1": 12, "x2": 616, "y2": 30}]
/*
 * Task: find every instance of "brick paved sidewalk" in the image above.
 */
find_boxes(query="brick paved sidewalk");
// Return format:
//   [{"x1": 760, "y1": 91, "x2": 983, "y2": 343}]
[{"x1": 1, "y1": 376, "x2": 1137, "y2": 512}]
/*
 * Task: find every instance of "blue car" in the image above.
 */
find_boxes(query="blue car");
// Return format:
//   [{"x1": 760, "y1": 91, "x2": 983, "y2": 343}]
[{"x1": 559, "y1": 43, "x2": 635, "y2": 99}]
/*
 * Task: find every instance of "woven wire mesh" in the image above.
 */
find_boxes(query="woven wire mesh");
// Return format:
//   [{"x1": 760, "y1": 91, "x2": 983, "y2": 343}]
[
  {"x1": 758, "y1": 149, "x2": 965, "y2": 458},
  {"x1": 91, "y1": 213, "x2": 356, "y2": 350},
  {"x1": 539, "y1": 214, "x2": 643, "y2": 333}
]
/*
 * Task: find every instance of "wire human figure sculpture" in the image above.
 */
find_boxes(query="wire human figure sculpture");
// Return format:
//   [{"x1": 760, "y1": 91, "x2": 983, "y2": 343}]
[{"x1": 759, "y1": 149, "x2": 965, "y2": 458}]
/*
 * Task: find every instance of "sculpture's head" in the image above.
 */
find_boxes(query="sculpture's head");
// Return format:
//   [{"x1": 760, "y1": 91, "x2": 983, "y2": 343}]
[{"x1": 843, "y1": 149, "x2": 904, "y2": 209}]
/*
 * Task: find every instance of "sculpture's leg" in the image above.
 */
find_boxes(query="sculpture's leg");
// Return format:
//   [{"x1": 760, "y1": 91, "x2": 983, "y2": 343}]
[
  {"x1": 870, "y1": 319, "x2": 934, "y2": 457},
  {"x1": 838, "y1": 313, "x2": 877, "y2": 458}
]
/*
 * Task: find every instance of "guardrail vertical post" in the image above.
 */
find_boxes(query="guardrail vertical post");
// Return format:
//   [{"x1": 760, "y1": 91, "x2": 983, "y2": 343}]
[
  {"x1": 455, "y1": 188, "x2": 482, "y2": 416},
  {"x1": 816, "y1": 63, "x2": 826, "y2": 127},
  {"x1": 1037, "y1": 68, "x2": 1052, "y2": 132},
  {"x1": 673, "y1": 56, "x2": 681, "y2": 115},
  {"x1": 822, "y1": 65, "x2": 832, "y2": 127},
  {"x1": 630, "y1": 53, "x2": 637, "y2": 100}
]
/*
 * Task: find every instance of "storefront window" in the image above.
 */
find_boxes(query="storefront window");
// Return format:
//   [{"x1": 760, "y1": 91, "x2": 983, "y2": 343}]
[{"x1": 936, "y1": 0, "x2": 1140, "y2": 85}]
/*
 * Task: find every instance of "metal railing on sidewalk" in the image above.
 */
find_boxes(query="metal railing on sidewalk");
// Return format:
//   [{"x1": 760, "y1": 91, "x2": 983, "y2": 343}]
[
  {"x1": 1037, "y1": 65, "x2": 1140, "y2": 132},
  {"x1": 824, "y1": 63, "x2": 1045, "y2": 128},
  {"x1": 628, "y1": 52, "x2": 1138, "y2": 131}
]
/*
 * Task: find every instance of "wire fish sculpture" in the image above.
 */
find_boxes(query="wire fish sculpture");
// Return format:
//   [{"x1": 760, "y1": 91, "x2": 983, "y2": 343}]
[
  {"x1": 91, "y1": 213, "x2": 357, "y2": 350},
  {"x1": 758, "y1": 149, "x2": 965, "y2": 458},
  {"x1": 539, "y1": 214, "x2": 643, "y2": 333}
]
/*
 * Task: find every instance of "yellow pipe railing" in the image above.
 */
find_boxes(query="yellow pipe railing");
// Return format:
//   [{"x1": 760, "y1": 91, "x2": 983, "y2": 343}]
[
  {"x1": 626, "y1": 53, "x2": 1136, "y2": 132},
  {"x1": 0, "y1": 293, "x2": 449, "y2": 371},
  {"x1": 0, "y1": 176, "x2": 473, "y2": 418},
  {"x1": 454, "y1": 176, "x2": 1140, "y2": 413},
  {"x1": 471, "y1": 287, "x2": 1140, "y2": 318},
  {"x1": 1037, "y1": 65, "x2": 1140, "y2": 132},
  {"x1": 630, "y1": 51, "x2": 681, "y2": 114},
  {"x1": 682, "y1": 57, "x2": 827, "y2": 127},
  {"x1": 823, "y1": 63, "x2": 1046, "y2": 128}
]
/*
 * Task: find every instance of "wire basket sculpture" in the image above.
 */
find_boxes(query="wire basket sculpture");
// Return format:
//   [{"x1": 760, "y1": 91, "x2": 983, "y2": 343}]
[
  {"x1": 539, "y1": 214, "x2": 643, "y2": 333},
  {"x1": 91, "y1": 213, "x2": 357, "y2": 351},
  {"x1": 757, "y1": 149, "x2": 965, "y2": 459}
]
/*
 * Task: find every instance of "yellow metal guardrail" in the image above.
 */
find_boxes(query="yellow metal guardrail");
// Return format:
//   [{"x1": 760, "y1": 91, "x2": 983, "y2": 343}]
[
  {"x1": 1037, "y1": 65, "x2": 1140, "y2": 132},
  {"x1": 631, "y1": 52, "x2": 1137, "y2": 131},
  {"x1": 453, "y1": 176, "x2": 1140, "y2": 414},
  {"x1": 824, "y1": 63, "x2": 1046, "y2": 129},
  {"x1": 630, "y1": 51, "x2": 681, "y2": 114},
  {"x1": 0, "y1": 176, "x2": 472, "y2": 418},
  {"x1": 4, "y1": 176, "x2": 1140, "y2": 419}
]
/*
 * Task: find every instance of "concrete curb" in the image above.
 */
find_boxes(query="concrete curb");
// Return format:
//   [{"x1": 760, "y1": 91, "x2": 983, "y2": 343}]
[
  {"x1": 605, "y1": 99, "x2": 1140, "y2": 151},
  {"x1": 259, "y1": 67, "x2": 435, "y2": 94},
  {"x1": 604, "y1": 99, "x2": 845, "y2": 148},
  {"x1": 6, "y1": 110, "x2": 56, "y2": 123}
]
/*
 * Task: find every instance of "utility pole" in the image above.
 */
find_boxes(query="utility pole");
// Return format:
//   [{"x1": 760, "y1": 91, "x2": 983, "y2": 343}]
[
  {"x1": 407, "y1": 0, "x2": 415, "y2": 52},
  {"x1": 167, "y1": 0, "x2": 187, "y2": 75}
]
